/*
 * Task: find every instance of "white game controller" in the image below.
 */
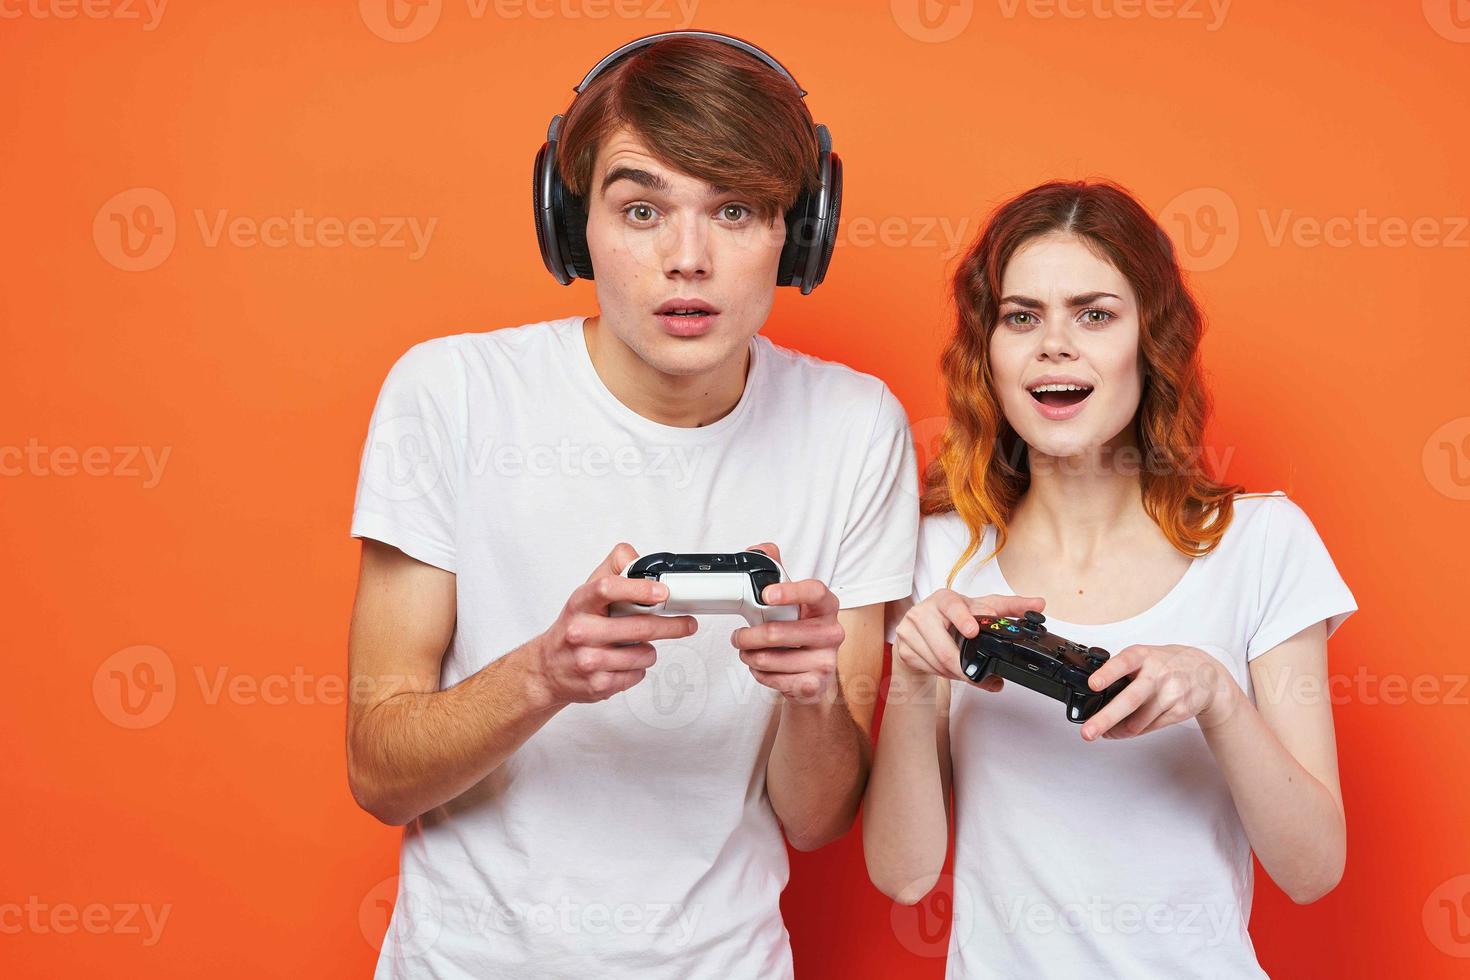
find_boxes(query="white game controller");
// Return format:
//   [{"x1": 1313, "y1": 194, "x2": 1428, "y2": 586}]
[{"x1": 609, "y1": 551, "x2": 800, "y2": 626}]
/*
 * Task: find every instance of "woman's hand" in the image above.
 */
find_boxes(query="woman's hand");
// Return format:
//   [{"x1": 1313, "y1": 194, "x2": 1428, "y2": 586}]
[
  {"x1": 1079, "y1": 644, "x2": 1243, "y2": 741},
  {"x1": 891, "y1": 590, "x2": 1046, "y2": 687}
]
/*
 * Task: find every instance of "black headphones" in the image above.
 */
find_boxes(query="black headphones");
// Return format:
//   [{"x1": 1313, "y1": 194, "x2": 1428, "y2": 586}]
[{"x1": 532, "y1": 30, "x2": 842, "y2": 295}]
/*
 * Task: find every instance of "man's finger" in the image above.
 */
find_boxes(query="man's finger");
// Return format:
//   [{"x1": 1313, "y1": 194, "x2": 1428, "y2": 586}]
[
  {"x1": 578, "y1": 574, "x2": 669, "y2": 613},
  {"x1": 585, "y1": 542, "x2": 640, "y2": 584},
  {"x1": 738, "y1": 648, "x2": 831, "y2": 675},
  {"x1": 599, "y1": 613, "x2": 698, "y2": 644},
  {"x1": 762, "y1": 577, "x2": 838, "y2": 616},
  {"x1": 746, "y1": 542, "x2": 783, "y2": 566}
]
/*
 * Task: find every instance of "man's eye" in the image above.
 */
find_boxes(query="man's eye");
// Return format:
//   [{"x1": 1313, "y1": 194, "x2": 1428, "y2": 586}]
[
  {"x1": 720, "y1": 204, "x2": 750, "y2": 221},
  {"x1": 625, "y1": 205, "x2": 657, "y2": 223}
]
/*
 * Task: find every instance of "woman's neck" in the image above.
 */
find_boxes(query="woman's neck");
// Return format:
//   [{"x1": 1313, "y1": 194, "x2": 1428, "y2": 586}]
[{"x1": 1009, "y1": 432, "x2": 1154, "y2": 563}]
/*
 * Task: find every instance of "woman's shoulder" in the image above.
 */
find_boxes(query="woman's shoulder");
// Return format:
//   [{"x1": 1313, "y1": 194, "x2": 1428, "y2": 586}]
[
  {"x1": 918, "y1": 509, "x2": 988, "y2": 549},
  {"x1": 1208, "y1": 490, "x2": 1329, "y2": 560}
]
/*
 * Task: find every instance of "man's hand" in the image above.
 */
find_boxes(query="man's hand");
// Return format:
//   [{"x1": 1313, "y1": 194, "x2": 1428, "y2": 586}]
[
  {"x1": 527, "y1": 543, "x2": 697, "y2": 707},
  {"x1": 729, "y1": 542, "x2": 846, "y2": 705}
]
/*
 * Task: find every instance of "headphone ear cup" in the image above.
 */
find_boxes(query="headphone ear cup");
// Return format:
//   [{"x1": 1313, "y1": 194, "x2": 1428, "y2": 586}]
[
  {"x1": 808, "y1": 150, "x2": 841, "y2": 291},
  {"x1": 779, "y1": 125, "x2": 841, "y2": 293},
  {"x1": 557, "y1": 182, "x2": 593, "y2": 281},
  {"x1": 532, "y1": 140, "x2": 570, "y2": 284},
  {"x1": 776, "y1": 192, "x2": 812, "y2": 288}
]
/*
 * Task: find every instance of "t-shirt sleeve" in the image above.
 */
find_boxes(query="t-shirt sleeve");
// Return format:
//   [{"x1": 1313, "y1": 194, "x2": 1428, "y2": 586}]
[
  {"x1": 1246, "y1": 495, "x2": 1357, "y2": 660},
  {"x1": 883, "y1": 515, "x2": 941, "y2": 645},
  {"x1": 828, "y1": 383, "x2": 919, "y2": 611},
  {"x1": 349, "y1": 338, "x2": 465, "y2": 573}
]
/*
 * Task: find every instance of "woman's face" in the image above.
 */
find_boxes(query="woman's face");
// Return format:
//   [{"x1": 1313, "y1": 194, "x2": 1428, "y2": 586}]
[{"x1": 988, "y1": 232, "x2": 1145, "y2": 461}]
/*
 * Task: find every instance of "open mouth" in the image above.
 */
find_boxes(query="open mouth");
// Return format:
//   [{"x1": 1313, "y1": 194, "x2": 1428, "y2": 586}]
[{"x1": 1027, "y1": 382, "x2": 1094, "y2": 409}]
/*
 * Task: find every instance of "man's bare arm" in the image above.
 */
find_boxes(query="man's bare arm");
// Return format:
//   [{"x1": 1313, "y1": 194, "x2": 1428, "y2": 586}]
[
  {"x1": 345, "y1": 539, "x2": 694, "y2": 826},
  {"x1": 764, "y1": 602, "x2": 886, "y2": 851}
]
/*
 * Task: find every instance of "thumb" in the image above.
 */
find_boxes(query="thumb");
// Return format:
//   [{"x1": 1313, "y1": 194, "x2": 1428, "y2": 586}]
[
  {"x1": 746, "y1": 542, "x2": 783, "y2": 566},
  {"x1": 587, "y1": 542, "x2": 639, "y2": 583}
]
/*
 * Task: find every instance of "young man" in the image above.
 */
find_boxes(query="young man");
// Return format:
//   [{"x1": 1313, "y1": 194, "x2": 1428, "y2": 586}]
[{"x1": 346, "y1": 32, "x2": 917, "y2": 978}]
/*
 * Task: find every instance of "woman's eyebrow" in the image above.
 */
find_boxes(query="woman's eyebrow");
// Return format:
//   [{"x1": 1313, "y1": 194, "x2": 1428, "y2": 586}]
[
  {"x1": 1066, "y1": 291, "x2": 1122, "y2": 306},
  {"x1": 998, "y1": 292, "x2": 1122, "y2": 309}
]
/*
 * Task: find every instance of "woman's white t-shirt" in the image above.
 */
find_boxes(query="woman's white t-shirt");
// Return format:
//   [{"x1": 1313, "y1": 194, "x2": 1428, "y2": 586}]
[{"x1": 887, "y1": 492, "x2": 1356, "y2": 979}]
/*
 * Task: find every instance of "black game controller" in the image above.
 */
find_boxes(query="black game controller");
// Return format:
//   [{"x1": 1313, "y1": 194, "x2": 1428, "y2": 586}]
[{"x1": 959, "y1": 611, "x2": 1131, "y2": 723}]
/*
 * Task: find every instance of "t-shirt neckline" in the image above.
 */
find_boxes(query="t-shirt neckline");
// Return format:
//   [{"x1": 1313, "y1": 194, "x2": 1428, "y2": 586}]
[
  {"x1": 984, "y1": 523, "x2": 1205, "y2": 633},
  {"x1": 565, "y1": 315, "x2": 764, "y2": 442}
]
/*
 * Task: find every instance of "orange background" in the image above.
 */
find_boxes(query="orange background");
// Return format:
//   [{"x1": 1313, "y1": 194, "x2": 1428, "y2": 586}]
[{"x1": 3, "y1": 1, "x2": 1468, "y2": 976}]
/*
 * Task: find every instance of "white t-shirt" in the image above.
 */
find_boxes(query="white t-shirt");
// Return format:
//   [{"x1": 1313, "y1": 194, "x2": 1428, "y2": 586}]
[
  {"x1": 350, "y1": 315, "x2": 918, "y2": 979},
  {"x1": 885, "y1": 492, "x2": 1356, "y2": 979}
]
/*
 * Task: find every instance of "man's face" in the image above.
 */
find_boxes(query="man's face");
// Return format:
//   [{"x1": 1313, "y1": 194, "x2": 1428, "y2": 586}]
[{"x1": 583, "y1": 125, "x2": 786, "y2": 377}]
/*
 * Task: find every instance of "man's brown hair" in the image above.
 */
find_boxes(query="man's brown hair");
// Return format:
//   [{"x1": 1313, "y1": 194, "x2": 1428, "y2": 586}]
[{"x1": 556, "y1": 36, "x2": 820, "y2": 223}]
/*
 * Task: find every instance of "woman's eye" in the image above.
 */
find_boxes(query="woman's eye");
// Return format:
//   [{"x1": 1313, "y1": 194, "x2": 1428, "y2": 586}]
[
  {"x1": 1081, "y1": 308, "x2": 1114, "y2": 325},
  {"x1": 1004, "y1": 311, "x2": 1037, "y2": 327},
  {"x1": 720, "y1": 204, "x2": 750, "y2": 222},
  {"x1": 625, "y1": 205, "x2": 657, "y2": 224}
]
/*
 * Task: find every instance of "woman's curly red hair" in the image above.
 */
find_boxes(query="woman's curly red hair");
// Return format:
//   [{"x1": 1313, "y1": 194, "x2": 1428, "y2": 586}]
[{"x1": 922, "y1": 180, "x2": 1245, "y2": 585}]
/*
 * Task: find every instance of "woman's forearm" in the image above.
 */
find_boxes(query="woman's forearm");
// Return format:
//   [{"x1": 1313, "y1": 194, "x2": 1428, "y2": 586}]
[
  {"x1": 863, "y1": 664, "x2": 952, "y2": 904},
  {"x1": 1200, "y1": 680, "x2": 1346, "y2": 903}
]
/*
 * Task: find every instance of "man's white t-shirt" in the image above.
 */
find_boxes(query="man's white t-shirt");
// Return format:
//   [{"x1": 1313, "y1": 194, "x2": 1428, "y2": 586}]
[
  {"x1": 886, "y1": 492, "x2": 1356, "y2": 979},
  {"x1": 351, "y1": 316, "x2": 918, "y2": 979}
]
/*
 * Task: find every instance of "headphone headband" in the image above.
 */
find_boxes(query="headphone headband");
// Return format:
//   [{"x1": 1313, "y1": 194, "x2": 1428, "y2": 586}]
[
  {"x1": 573, "y1": 30, "x2": 807, "y2": 97},
  {"x1": 533, "y1": 30, "x2": 840, "y2": 293}
]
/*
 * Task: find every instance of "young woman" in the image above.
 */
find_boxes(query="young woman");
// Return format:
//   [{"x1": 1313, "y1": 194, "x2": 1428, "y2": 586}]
[{"x1": 864, "y1": 181, "x2": 1356, "y2": 978}]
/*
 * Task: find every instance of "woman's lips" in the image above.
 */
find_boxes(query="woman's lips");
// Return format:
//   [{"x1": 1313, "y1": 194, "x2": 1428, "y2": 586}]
[
  {"x1": 655, "y1": 312, "x2": 719, "y2": 337},
  {"x1": 1029, "y1": 389, "x2": 1092, "y2": 421}
]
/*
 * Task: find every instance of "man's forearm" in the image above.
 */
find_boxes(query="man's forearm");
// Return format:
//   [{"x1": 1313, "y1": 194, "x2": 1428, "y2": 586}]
[
  {"x1": 766, "y1": 688, "x2": 871, "y2": 851},
  {"x1": 349, "y1": 639, "x2": 562, "y2": 826}
]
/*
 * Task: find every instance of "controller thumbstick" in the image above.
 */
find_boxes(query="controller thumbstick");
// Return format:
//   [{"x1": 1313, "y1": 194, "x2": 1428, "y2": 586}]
[
  {"x1": 1023, "y1": 610, "x2": 1046, "y2": 626},
  {"x1": 1085, "y1": 647, "x2": 1109, "y2": 667}
]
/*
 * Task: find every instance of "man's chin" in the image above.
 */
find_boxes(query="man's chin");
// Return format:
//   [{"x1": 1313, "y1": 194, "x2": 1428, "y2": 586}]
[{"x1": 639, "y1": 332, "x2": 744, "y2": 377}]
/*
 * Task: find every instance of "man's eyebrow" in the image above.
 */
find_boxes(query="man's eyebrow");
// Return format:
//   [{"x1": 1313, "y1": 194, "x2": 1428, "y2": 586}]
[
  {"x1": 998, "y1": 292, "x2": 1121, "y2": 309},
  {"x1": 600, "y1": 167, "x2": 671, "y2": 195}
]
